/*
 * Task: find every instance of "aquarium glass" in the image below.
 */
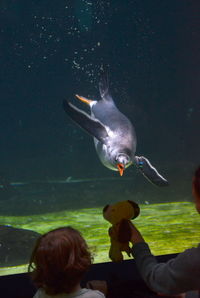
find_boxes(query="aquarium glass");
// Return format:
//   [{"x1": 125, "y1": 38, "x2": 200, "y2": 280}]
[{"x1": 0, "y1": 0, "x2": 200, "y2": 276}]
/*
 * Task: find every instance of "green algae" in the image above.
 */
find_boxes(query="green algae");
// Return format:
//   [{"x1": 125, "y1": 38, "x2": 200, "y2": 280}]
[{"x1": 0, "y1": 201, "x2": 200, "y2": 276}]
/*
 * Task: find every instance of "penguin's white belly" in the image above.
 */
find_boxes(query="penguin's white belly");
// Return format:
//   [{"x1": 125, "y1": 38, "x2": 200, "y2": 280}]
[
  {"x1": 91, "y1": 111, "x2": 136, "y2": 171},
  {"x1": 93, "y1": 138, "x2": 116, "y2": 170},
  {"x1": 93, "y1": 137, "x2": 133, "y2": 171}
]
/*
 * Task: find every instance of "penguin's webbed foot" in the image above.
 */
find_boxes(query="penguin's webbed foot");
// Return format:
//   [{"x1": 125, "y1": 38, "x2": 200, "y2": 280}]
[
  {"x1": 75, "y1": 94, "x2": 93, "y2": 105},
  {"x1": 134, "y1": 156, "x2": 169, "y2": 187}
]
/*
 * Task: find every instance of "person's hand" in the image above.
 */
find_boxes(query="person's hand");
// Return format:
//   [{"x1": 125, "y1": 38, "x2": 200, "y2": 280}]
[{"x1": 128, "y1": 222, "x2": 145, "y2": 244}]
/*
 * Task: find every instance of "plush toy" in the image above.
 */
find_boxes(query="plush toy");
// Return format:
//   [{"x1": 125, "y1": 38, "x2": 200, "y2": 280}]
[{"x1": 103, "y1": 200, "x2": 140, "y2": 262}]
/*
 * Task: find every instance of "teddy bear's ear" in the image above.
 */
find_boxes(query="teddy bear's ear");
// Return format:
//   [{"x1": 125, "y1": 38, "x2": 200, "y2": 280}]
[
  {"x1": 103, "y1": 205, "x2": 109, "y2": 213},
  {"x1": 103, "y1": 205, "x2": 110, "y2": 221},
  {"x1": 127, "y1": 200, "x2": 140, "y2": 219}
]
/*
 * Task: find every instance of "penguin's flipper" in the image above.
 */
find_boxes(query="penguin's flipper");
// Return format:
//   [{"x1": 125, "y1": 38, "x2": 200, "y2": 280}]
[
  {"x1": 134, "y1": 156, "x2": 169, "y2": 187},
  {"x1": 63, "y1": 100, "x2": 109, "y2": 143},
  {"x1": 99, "y1": 70, "x2": 113, "y2": 102}
]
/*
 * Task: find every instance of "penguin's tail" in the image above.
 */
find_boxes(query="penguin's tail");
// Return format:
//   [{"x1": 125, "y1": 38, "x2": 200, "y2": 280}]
[{"x1": 99, "y1": 66, "x2": 113, "y2": 102}]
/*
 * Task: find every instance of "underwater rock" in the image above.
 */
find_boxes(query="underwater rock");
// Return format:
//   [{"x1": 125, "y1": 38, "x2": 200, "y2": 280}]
[{"x1": 0, "y1": 225, "x2": 41, "y2": 267}]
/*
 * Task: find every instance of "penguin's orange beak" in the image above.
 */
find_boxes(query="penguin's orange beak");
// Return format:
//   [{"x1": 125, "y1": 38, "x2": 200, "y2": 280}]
[{"x1": 117, "y1": 163, "x2": 124, "y2": 176}]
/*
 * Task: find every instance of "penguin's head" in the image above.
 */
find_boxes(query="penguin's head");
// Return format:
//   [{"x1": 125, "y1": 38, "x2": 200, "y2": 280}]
[{"x1": 115, "y1": 153, "x2": 131, "y2": 176}]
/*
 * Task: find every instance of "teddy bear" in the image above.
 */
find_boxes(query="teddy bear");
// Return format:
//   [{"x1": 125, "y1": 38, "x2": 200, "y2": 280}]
[{"x1": 103, "y1": 200, "x2": 140, "y2": 262}]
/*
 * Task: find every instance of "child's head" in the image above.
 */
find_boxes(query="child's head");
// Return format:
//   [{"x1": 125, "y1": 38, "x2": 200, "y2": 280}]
[
  {"x1": 29, "y1": 226, "x2": 92, "y2": 295},
  {"x1": 192, "y1": 166, "x2": 200, "y2": 213}
]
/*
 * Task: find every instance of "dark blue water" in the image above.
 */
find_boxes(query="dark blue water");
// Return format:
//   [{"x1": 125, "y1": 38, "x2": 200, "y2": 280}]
[
  {"x1": 0, "y1": 0, "x2": 200, "y2": 275},
  {"x1": 0, "y1": 0, "x2": 200, "y2": 213}
]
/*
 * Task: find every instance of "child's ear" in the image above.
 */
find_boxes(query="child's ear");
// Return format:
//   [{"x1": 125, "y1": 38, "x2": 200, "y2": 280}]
[{"x1": 118, "y1": 219, "x2": 132, "y2": 243}]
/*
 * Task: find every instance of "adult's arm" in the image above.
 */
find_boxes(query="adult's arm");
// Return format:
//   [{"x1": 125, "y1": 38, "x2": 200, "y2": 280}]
[{"x1": 131, "y1": 242, "x2": 200, "y2": 295}]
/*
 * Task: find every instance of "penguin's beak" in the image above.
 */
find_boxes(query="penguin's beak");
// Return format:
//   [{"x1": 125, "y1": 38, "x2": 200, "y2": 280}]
[{"x1": 117, "y1": 163, "x2": 124, "y2": 176}]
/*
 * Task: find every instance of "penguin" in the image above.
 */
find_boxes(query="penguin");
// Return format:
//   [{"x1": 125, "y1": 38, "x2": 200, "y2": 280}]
[{"x1": 63, "y1": 72, "x2": 168, "y2": 187}]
